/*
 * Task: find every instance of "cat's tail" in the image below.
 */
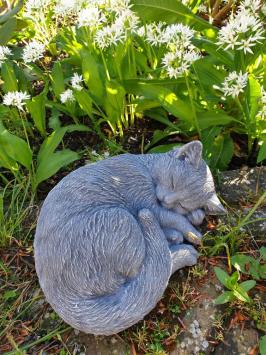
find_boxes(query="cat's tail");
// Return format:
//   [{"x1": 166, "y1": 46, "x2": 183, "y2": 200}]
[{"x1": 55, "y1": 209, "x2": 172, "y2": 335}]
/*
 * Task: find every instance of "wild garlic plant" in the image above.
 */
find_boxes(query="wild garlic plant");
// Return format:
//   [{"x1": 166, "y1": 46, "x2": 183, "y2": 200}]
[{"x1": 0, "y1": 0, "x2": 266, "y2": 191}]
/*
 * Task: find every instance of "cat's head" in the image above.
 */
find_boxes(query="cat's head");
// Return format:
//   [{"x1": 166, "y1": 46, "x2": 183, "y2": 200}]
[{"x1": 154, "y1": 141, "x2": 226, "y2": 215}]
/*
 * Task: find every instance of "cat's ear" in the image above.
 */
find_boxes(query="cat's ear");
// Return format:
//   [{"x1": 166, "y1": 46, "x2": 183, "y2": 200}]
[
  {"x1": 205, "y1": 194, "x2": 226, "y2": 215},
  {"x1": 173, "y1": 141, "x2": 203, "y2": 168}
]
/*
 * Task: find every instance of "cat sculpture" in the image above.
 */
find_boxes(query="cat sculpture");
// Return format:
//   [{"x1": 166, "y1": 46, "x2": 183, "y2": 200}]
[{"x1": 34, "y1": 141, "x2": 225, "y2": 335}]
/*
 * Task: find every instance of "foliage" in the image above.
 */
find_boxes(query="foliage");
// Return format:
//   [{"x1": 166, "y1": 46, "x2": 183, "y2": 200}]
[
  {"x1": 214, "y1": 266, "x2": 256, "y2": 304},
  {"x1": 0, "y1": 0, "x2": 265, "y2": 194}
]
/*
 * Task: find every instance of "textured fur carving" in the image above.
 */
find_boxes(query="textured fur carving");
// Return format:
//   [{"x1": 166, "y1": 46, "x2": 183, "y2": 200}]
[{"x1": 34, "y1": 141, "x2": 225, "y2": 335}]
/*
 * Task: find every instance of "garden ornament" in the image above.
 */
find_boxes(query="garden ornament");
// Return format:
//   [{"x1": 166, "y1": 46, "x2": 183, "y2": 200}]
[{"x1": 34, "y1": 141, "x2": 225, "y2": 335}]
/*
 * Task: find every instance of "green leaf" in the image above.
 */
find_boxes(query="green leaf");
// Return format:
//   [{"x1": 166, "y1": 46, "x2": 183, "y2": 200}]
[
  {"x1": 37, "y1": 125, "x2": 89, "y2": 165},
  {"x1": 35, "y1": 149, "x2": 79, "y2": 187},
  {"x1": 74, "y1": 89, "x2": 93, "y2": 117},
  {"x1": 1, "y1": 61, "x2": 18, "y2": 92},
  {"x1": 259, "y1": 264, "x2": 266, "y2": 279},
  {"x1": 214, "y1": 291, "x2": 234, "y2": 305},
  {"x1": 104, "y1": 80, "x2": 125, "y2": 127},
  {"x1": 0, "y1": 121, "x2": 32, "y2": 170},
  {"x1": 81, "y1": 49, "x2": 105, "y2": 105},
  {"x1": 123, "y1": 80, "x2": 193, "y2": 123},
  {"x1": 0, "y1": 148, "x2": 18, "y2": 172},
  {"x1": 232, "y1": 254, "x2": 260, "y2": 280},
  {"x1": 51, "y1": 62, "x2": 65, "y2": 99},
  {"x1": 0, "y1": 17, "x2": 17, "y2": 45},
  {"x1": 232, "y1": 286, "x2": 250, "y2": 303},
  {"x1": 131, "y1": 0, "x2": 215, "y2": 33},
  {"x1": 257, "y1": 140, "x2": 266, "y2": 163},
  {"x1": 3, "y1": 290, "x2": 17, "y2": 301},
  {"x1": 259, "y1": 335, "x2": 266, "y2": 355},
  {"x1": 214, "y1": 267, "x2": 231, "y2": 288},
  {"x1": 239, "y1": 280, "x2": 256, "y2": 292},
  {"x1": 27, "y1": 85, "x2": 48, "y2": 136},
  {"x1": 247, "y1": 76, "x2": 261, "y2": 127},
  {"x1": 197, "y1": 111, "x2": 234, "y2": 130}
]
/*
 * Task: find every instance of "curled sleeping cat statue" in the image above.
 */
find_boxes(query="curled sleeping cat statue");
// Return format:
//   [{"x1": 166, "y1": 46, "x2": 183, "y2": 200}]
[{"x1": 34, "y1": 141, "x2": 225, "y2": 335}]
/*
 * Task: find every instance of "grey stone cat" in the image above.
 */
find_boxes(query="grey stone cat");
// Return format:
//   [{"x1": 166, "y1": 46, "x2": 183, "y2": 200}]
[{"x1": 34, "y1": 141, "x2": 225, "y2": 335}]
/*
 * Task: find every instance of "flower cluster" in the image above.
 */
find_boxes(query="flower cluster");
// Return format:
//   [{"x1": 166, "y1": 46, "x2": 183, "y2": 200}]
[
  {"x1": 60, "y1": 89, "x2": 75, "y2": 103},
  {"x1": 70, "y1": 73, "x2": 83, "y2": 91},
  {"x1": 163, "y1": 24, "x2": 201, "y2": 78},
  {"x1": 22, "y1": 40, "x2": 46, "y2": 63},
  {"x1": 0, "y1": 46, "x2": 12, "y2": 67},
  {"x1": 217, "y1": 0, "x2": 265, "y2": 54},
  {"x1": 217, "y1": 71, "x2": 248, "y2": 98},
  {"x1": 3, "y1": 91, "x2": 31, "y2": 110}
]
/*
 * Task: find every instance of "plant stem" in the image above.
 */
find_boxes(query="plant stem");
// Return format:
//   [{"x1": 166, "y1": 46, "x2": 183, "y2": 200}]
[{"x1": 185, "y1": 73, "x2": 201, "y2": 138}]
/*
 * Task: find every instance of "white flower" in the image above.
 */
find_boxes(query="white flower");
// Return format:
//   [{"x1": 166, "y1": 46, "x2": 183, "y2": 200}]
[
  {"x1": 22, "y1": 40, "x2": 45, "y2": 63},
  {"x1": 70, "y1": 73, "x2": 83, "y2": 91},
  {"x1": 3, "y1": 91, "x2": 30, "y2": 110},
  {"x1": 77, "y1": 7, "x2": 106, "y2": 28},
  {"x1": 144, "y1": 22, "x2": 166, "y2": 46},
  {"x1": 25, "y1": 0, "x2": 52, "y2": 15},
  {"x1": 239, "y1": 0, "x2": 262, "y2": 13},
  {"x1": 103, "y1": 151, "x2": 110, "y2": 158},
  {"x1": 60, "y1": 89, "x2": 75, "y2": 103},
  {"x1": 162, "y1": 23, "x2": 195, "y2": 47},
  {"x1": 114, "y1": 8, "x2": 140, "y2": 33},
  {"x1": 0, "y1": 46, "x2": 12, "y2": 67},
  {"x1": 106, "y1": 0, "x2": 132, "y2": 14},
  {"x1": 94, "y1": 23, "x2": 125, "y2": 49},
  {"x1": 217, "y1": 6, "x2": 265, "y2": 53},
  {"x1": 54, "y1": 0, "x2": 84, "y2": 16},
  {"x1": 218, "y1": 71, "x2": 248, "y2": 98},
  {"x1": 162, "y1": 47, "x2": 200, "y2": 78}
]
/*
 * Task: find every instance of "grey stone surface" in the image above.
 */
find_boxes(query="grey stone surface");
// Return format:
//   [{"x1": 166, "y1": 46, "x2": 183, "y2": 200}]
[
  {"x1": 214, "y1": 327, "x2": 258, "y2": 355},
  {"x1": 170, "y1": 282, "x2": 221, "y2": 355}
]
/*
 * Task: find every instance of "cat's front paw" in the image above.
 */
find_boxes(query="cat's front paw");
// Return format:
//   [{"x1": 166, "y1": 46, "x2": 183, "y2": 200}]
[
  {"x1": 163, "y1": 228, "x2": 183, "y2": 244},
  {"x1": 187, "y1": 209, "x2": 205, "y2": 226}
]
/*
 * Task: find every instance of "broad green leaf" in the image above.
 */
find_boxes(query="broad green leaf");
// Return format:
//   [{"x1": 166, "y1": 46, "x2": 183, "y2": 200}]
[
  {"x1": 35, "y1": 149, "x2": 79, "y2": 187},
  {"x1": 131, "y1": 0, "x2": 215, "y2": 33},
  {"x1": 214, "y1": 291, "x2": 234, "y2": 305},
  {"x1": 232, "y1": 286, "x2": 250, "y2": 303},
  {"x1": 104, "y1": 80, "x2": 125, "y2": 127},
  {"x1": 27, "y1": 85, "x2": 48, "y2": 136},
  {"x1": 239, "y1": 280, "x2": 256, "y2": 292},
  {"x1": 257, "y1": 140, "x2": 266, "y2": 163},
  {"x1": 123, "y1": 81, "x2": 193, "y2": 123},
  {"x1": 1, "y1": 61, "x2": 18, "y2": 92},
  {"x1": 232, "y1": 254, "x2": 260, "y2": 280},
  {"x1": 37, "y1": 125, "x2": 89, "y2": 165},
  {"x1": 74, "y1": 89, "x2": 93, "y2": 117},
  {"x1": 0, "y1": 17, "x2": 17, "y2": 45},
  {"x1": 247, "y1": 76, "x2": 261, "y2": 127},
  {"x1": 0, "y1": 121, "x2": 32, "y2": 169},
  {"x1": 259, "y1": 265, "x2": 266, "y2": 279},
  {"x1": 214, "y1": 267, "x2": 231, "y2": 288},
  {"x1": 227, "y1": 271, "x2": 239, "y2": 288},
  {"x1": 145, "y1": 128, "x2": 178, "y2": 151},
  {"x1": 197, "y1": 111, "x2": 235, "y2": 130},
  {"x1": 193, "y1": 59, "x2": 226, "y2": 97},
  {"x1": 81, "y1": 49, "x2": 105, "y2": 104},
  {"x1": 259, "y1": 335, "x2": 266, "y2": 355},
  {"x1": 51, "y1": 62, "x2": 65, "y2": 98},
  {"x1": 0, "y1": 148, "x2": 18, "y2": 172}
]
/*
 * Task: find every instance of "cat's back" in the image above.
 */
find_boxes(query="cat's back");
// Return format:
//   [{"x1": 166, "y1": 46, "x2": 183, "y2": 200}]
[{"x1": 37, "y1": 153, "x2": 153, "y2": 223}]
